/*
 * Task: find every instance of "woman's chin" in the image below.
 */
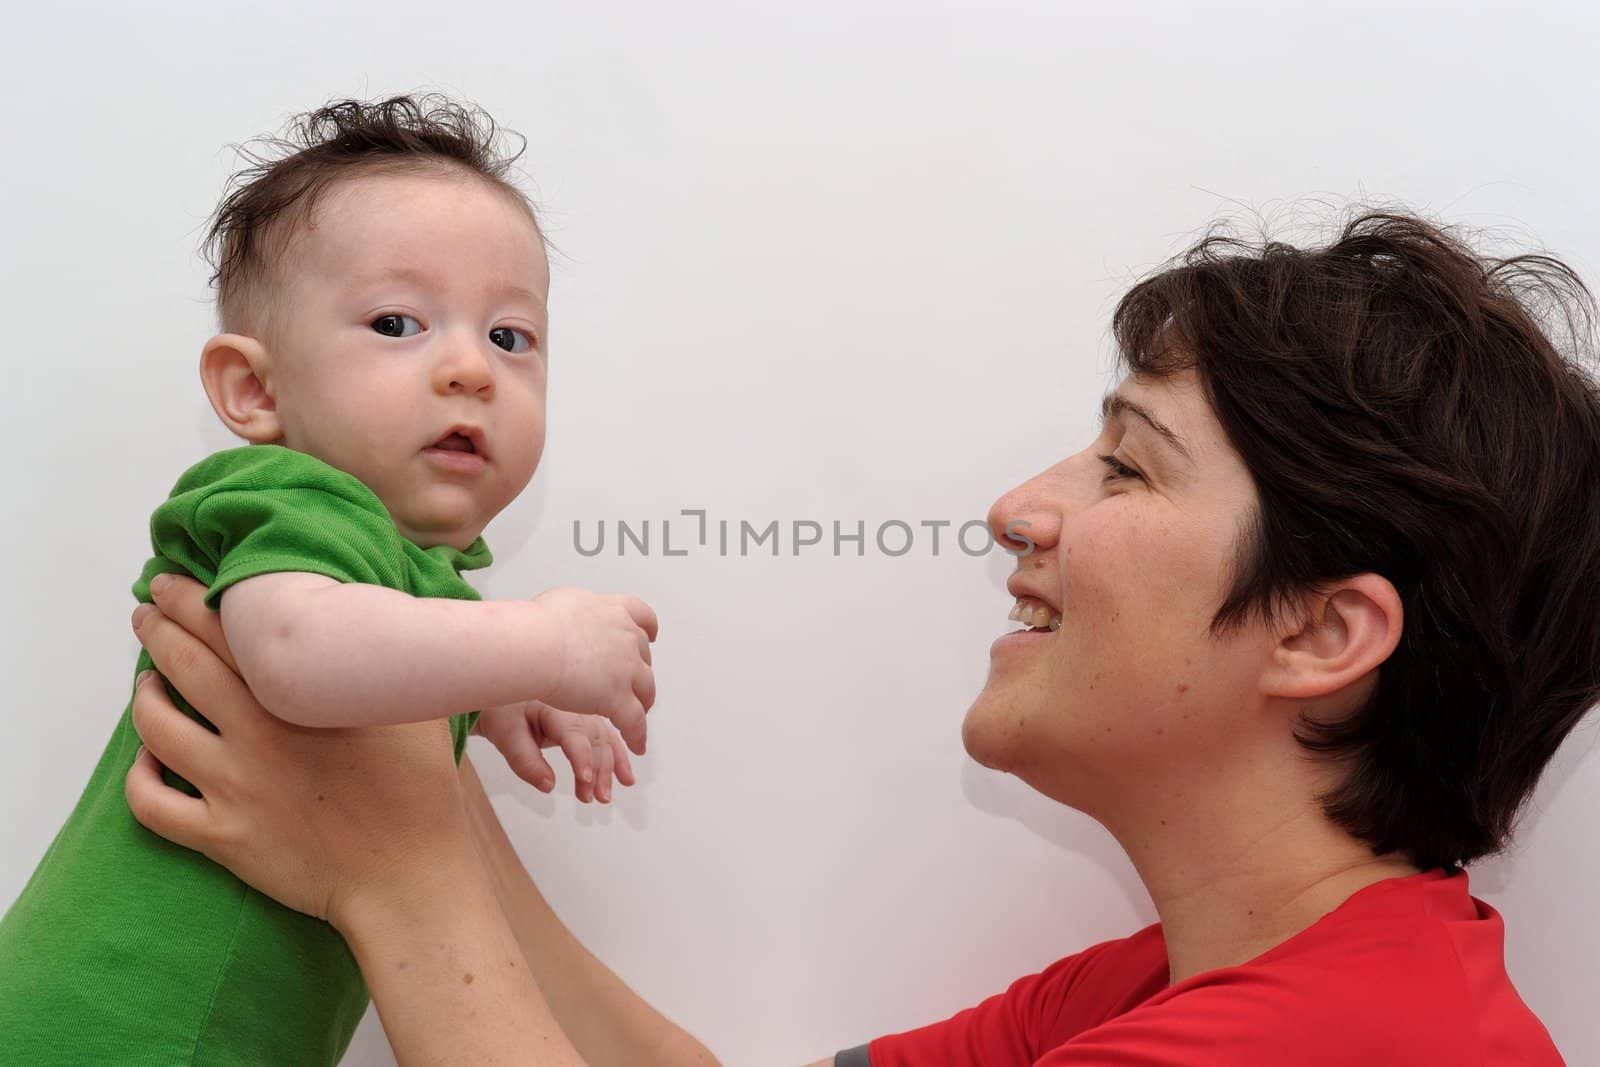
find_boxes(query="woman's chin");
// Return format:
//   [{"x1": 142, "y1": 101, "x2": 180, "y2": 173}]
[{"x1": 960, "y1": 694, "x2": 1017, "y2": 771}]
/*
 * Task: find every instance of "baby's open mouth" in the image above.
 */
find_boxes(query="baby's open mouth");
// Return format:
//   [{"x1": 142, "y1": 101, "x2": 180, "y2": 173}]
[
  {"x1": 427, "y1": 424, "x2": 488, "y2": 459},
  {"x1": 433, "y1": 432, "x2": 476, "y2": 454}
]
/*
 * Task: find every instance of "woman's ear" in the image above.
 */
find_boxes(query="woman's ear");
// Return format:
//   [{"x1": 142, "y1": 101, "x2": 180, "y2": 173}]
[
  {"x1": 200, "y1": 334, "x2": 283, "y2": 443},
  {"x1": 1260, "y1": 574, "x2": 1404, "y2": 702}
]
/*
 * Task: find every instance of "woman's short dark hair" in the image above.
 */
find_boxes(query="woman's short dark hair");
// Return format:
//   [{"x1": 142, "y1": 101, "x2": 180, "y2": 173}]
[
  {"x1": 1113, "y1": 210, "x2": 1600, "y2": 870},
  {"x1": 201, "y1": 93, "x2": 536, "y2": 338}
]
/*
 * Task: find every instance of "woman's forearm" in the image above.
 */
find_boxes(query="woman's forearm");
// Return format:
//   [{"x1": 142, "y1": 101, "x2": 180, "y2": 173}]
[
  {"x1": 221, "y1": 572, "x2": 558, "y2": 728},
  {"x1": 338, "y1": 832, "x2": 587, "y2": 1066},
  {"x1": 460, "y1": 757, "x2": 721, "y2": 1067}
]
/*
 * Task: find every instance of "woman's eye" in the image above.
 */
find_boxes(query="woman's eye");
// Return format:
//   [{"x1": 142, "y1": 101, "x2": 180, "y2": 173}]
[
  {"x1": 371, "y1": 314, "x2": 423, "y2": 338},
  {"x1": 1096, "y1": 453, "x2": 1143, "y2": 483},
  {"x1": 489, "y1": 326, "x2": 537, "y2": 354}
]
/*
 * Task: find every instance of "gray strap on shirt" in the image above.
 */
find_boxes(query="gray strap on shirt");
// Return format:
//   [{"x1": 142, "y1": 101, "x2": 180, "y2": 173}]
[{"x1": 835, "y1": 1044, "x2": 872, "y2": 1067}]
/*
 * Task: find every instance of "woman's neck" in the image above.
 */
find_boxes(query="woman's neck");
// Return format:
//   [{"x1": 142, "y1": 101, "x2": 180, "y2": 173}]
[{"x1": 1100, "y1": 758, "x2": 1422, "y2": 986}]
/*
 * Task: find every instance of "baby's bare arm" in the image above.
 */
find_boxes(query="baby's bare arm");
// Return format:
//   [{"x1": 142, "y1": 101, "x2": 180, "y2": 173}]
[
  {"x1": 217, "y1": 573, "x2": 655, "y2": 751},
  {"x1": 219, "y1": 572, "x2": 564, "y2": 729}
]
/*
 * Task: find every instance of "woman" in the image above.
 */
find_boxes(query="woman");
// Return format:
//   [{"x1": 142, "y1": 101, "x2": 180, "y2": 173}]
[{"x1": 124, "y1": 213, "x2": 1600, "y2": 1065}]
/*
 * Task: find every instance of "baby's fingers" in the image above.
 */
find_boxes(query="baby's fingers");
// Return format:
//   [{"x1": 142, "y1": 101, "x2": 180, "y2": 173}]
[
  {"x1": 608, "y1": 594, "x2": 658, "y2": 643},
  {"x1": 556, "y1": 727, "x2": 597, "y2": 803},
  {"x1": 612, "y1": 699, "x2": 648, "y2": 758},
  {"x1": 633, "y1": 665, "x2": 656, "y2": 716},
  {"x1": 610, "y1": 728, "x2": 636, "y2": 789},
  {"x1": 486, "y1": 717, "x2": 556, "y2": 793},
  {"x1": 593, "y1": 738, "x2": 615, "y2": 804}
]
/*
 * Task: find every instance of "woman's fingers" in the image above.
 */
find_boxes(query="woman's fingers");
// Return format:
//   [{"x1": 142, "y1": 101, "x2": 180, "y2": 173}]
[
  {"x1": 148, "y1": 573, "x2": 239, "y2": 676},
  {"x1": 124, "y1": 746, "x2": 212, "y2": 853},
  {"x1": 132, "y1": 598, "x2": 263, "y2": 736},
  {"x1": 129, "y1": 671, "x2": 224, "y2": 787},
  {"x1": 121, "y1": 590, "x2": 469, "y2": 927}
]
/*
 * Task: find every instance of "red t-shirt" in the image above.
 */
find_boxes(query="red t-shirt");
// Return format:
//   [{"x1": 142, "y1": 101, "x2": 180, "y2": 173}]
[{"x1": 865, "y1": 869, "x2": 1562, "y2": 1066}]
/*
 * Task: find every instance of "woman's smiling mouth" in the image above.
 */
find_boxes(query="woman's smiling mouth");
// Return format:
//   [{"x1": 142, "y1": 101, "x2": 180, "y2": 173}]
[{"x1": 1008, "y1": 595, "x2": 1062, "y2": 633}]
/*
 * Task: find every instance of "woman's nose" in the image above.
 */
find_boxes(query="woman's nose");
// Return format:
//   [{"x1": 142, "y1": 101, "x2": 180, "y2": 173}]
[{"x1": 987, "y1": 470, "x2": 1062, "y2": 556}]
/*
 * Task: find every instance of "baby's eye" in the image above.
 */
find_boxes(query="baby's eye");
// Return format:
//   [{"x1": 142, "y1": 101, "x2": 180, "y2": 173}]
[
  {"x1": 489, "y1": 326, "x2": 537, "y2": 354},
  {"x1": 371, "y1": 314, "x2": 423, "y2": 338}
]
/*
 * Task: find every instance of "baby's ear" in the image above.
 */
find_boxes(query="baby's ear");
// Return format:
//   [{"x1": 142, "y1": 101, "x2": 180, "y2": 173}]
[{"x1": 200, "y1": 333, "x2": 282, "y2": 443}]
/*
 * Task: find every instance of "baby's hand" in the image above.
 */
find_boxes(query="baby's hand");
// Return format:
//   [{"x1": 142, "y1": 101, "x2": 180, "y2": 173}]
[
  {"x1": 474, "y1": 701, "x2": 635, "y2": 804},
  {"x1": 524, "y1": 587, "x2": 657, "y2": 755}
]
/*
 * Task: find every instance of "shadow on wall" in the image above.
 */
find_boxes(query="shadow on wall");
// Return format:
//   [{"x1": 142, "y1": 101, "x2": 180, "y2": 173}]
[
  {"x1": 1470, "y1": 717, "x2": 1600, "y2": 895},
  {"x1": 480, "y1": 734, "x2": 655, "y2": 835},
  {"x1": 960, "y1": 757, "x2": 1154, "y2": 924}
]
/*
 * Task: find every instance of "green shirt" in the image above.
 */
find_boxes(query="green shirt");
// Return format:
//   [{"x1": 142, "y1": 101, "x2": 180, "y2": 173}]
[{"x1": 0, "y1": 444, "x2": 491, "y2": 1066}]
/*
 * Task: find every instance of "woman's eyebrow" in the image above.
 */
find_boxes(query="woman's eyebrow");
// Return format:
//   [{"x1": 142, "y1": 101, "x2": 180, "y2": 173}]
[{"x1": 1100, "y1": 391, "x2": 1194, "y2": 465}]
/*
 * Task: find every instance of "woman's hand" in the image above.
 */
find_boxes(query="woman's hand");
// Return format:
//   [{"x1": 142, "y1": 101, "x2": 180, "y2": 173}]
[
  {"x1": 124, "y1": 573, "x2": 474, "y2": 932},
  {"x1": 125, "y1": 578, "x2": 720, "y2": 1067}
]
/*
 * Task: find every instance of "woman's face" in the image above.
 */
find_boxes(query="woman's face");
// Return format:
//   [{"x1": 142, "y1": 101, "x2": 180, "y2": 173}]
[{"x1": 964, "y1": 368, "x2": 1277, "y2": 818}]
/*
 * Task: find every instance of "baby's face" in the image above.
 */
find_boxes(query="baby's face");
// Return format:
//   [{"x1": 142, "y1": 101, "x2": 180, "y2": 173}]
[{"x1": 264, "y1": 170, "x2": 550, "y2": 551}]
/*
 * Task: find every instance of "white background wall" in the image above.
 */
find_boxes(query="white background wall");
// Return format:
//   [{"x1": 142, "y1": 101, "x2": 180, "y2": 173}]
[{"x1": 3, "y1": 2, "x2": 1597, "y2": 1063}]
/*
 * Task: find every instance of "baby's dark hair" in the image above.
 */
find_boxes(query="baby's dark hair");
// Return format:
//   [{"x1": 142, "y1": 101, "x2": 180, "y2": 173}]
[{"x1": 202, "y1": 93, "x2": 537, "y2": 337}]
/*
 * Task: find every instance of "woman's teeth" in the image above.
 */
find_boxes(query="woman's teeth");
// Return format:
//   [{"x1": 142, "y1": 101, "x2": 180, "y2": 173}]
[{"x1": 1008, "y1": 597, "x2": 1062, "y2": 632}]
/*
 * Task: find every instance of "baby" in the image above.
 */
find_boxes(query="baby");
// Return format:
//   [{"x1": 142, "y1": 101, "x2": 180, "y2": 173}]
[{"x1": 0, "y1": 95, "x2": 655, "y2": 1064}]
